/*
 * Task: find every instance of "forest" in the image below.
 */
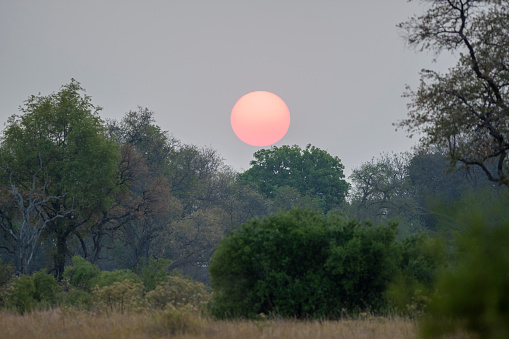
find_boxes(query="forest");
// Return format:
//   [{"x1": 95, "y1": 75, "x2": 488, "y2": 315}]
[{"x1": 1, "y1": 1, "x2": 509, "y2": 338}]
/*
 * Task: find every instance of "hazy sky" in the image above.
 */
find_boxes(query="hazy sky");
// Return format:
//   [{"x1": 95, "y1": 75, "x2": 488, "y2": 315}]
[{"x1": 0, "y1": 1, "x2": 455, "y2": 178}]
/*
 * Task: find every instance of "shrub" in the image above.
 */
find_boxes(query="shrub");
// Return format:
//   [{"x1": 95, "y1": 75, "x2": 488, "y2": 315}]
[
  {"x1": 63, "y1": 256, "x2": 100, "y2": 291},
  {"x1": 420, "y1": 210, "x2": 509, "y2": 338},
  {"x1": 387, "y1": 233, "x2": 445, "y2": 317},
  {"x1": 7, "y1": 271, "x2": 60, "y2": 314},
  {"x1": 209, "y1": 209, "x2": 400, "y2": 319},
  {"x1": 10, "y1": 275, "x2": 36, "y2": 314},
  {"x1": 135, "y1": 257, "x2": 171, "y2": 291},
  {"x1": 146, "y1": 273, "x2": 210, "y2": 310},
  {"x1": 90, "y1": 268, "x2": 141, "y2": 288},
  {"x1": 92, "y1": 279, "x2": 145, "y2": 313}
]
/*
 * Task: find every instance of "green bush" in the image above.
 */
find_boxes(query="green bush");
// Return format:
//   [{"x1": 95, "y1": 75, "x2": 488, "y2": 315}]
[
  {"x1": 63, "y1": 256, "x2": 101, "y2": 291},
  {"x1": 135, "y1": 257, "x2": 171, "y2": 291},
  {"x1": 7, "y1": 271, "x2": 60, "y2": 314},
  {"x1": 90, "y1": 268, "x2": 141, "y2": 288},
  {"x1": 209, "y1": 209, "x2": 400, "y2": 319},
  {"x1": 146, "y1": 273, "x2": 211, "y2": 310},
  {"x1": 420, "y1": 210, "x2": 509, "y2": 339},
  {"x1": 10, "y1": 275, "x2": 36, "y2": 314},
  {"x1": 387, "y1": 233, "x2": 445, "y2": 317},
  {"x1": 92, "y1": 279, "x2": 145, "y2": 313}
]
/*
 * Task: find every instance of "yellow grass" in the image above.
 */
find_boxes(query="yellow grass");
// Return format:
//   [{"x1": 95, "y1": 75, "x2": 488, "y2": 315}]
[{"x1": 0, "y1": 309, "x2": 417, "y2": 339}]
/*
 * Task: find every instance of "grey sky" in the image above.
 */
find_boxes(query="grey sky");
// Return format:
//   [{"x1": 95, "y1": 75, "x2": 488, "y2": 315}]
[{"x1": 0, "y1": 0, "x2": 454, "y2": 178}]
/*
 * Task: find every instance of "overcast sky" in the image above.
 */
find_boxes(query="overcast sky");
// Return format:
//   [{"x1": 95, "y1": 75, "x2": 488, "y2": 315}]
[{"x1": 0, "y1": 0, "x2": 455, "y2": 178}]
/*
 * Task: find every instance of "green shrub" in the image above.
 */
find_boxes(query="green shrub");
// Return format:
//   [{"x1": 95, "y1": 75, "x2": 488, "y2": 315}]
[
  {"x1": 32, "y1": 270, "x2": 60, "y2": 304},
  {"x1": 209, "y1": 209, "x2": 400, "y2": 319},
  {"x1": 420, "y1": 210, "x2": 509, "y2": 339},
  {"x1": 91, "y1": 268, "x2": 142, "y2": 288},
  {"x1": 135, "y1": 257, "x2": 171, "y2": 291},
  {"x1": 387, "y1": 233, "x2": 445, "y2": 317},
  {"x1": 146, "y1": 273, "x2": 210, "y2": 310},
  {"x1": 92, "y1": 279, "x2": 145, "y2": 313},
  {"x1": 63, "y1": 256, "x2": 100, "y2": 291},
  {"x1": 10, "y1": 275, "x2": 36, "y2": 314},
  {"x1": 7, "y1": 271, "x2": 60, "y2": 314}
]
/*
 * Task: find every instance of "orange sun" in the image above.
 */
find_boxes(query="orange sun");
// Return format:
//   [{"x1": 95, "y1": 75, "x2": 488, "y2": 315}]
[{"x1": 230, "y1": 91, "x2": 290, "y2": 146}]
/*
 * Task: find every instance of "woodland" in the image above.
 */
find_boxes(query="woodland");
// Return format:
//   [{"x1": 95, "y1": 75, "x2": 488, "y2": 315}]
[{"x1": 0, "y1": 1, "x2": 508, "y2": 338}]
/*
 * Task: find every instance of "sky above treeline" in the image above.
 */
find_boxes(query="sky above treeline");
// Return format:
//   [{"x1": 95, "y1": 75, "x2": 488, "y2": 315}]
[{"x1": 0, "y1": 0, "x2": 455, "y2": 178}]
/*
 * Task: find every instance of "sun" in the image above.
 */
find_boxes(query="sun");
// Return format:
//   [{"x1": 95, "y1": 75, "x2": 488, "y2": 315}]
[{"x1": 230, "y1": 91, "x2": 290, "y2": 146}]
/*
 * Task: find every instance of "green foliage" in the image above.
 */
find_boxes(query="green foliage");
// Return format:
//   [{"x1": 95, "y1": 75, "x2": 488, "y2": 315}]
[
  {"x1": 91, "y1": 269, "x2": 141, "y2": 289},
  {"x1": 92, "y1": 279, "x2": 145, "y2": 313},
  {"x1": 63, "y1": 256, "x2": 140, "y2": 292},
  {"x1": 63, "y1": 256, "x2": 101, "y2": 291},
  {"x1": 209, "y1": 209, "x2": 400, "y2": 319},
  {"x1": 145, "y1": 273, "x2": 211, "y2": 310},
  {"x1": 31, "y1": 270, "x2": 60, "y2": 304},
  {"x1": 420, "y1": 208, "x2": 509, "y2": 339},
  {"x1": 387, "y1": 233, "x2": 445, "y2": 317},
  {"x1": 7, "y1": 271, "x2": 60, "y2": 314},
  {"x1": 135, "y1": 256, "x2": 171, "y2": 291},
  {"x1": 10, "y1": 276, "x2": 36, "y2": 314},
  {"x1": 239, "y1": 144, "x2": 349, "y2": 212},
  {"x1": 0, "y1": 79, "x2": 121, "y2": 277}
]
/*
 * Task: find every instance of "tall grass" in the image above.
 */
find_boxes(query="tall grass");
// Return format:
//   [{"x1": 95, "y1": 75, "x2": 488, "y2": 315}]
[{"x1": 0, "y1": 308, "x2": 417, "y2": 339}]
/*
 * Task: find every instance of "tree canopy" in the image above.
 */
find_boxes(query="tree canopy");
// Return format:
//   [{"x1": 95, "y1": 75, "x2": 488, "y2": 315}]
[
  {"x1": 239, "y1": 144, "x2": 349, "y2": 212},
  {"x1": 396, "y1": 0, "x2": 509, "y2": 186},
  {"x1": 0, "y1": 80, "x2": 120, "y2": 277}
]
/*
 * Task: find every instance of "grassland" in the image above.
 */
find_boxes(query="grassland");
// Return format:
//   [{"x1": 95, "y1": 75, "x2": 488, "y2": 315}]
[{"x1": 0, "y1": 309, "x2": 417, "y2": 339}]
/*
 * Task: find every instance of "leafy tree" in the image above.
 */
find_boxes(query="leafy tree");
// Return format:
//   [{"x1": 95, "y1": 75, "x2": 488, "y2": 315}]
[
  {"x1": 396, "y1": 0, "x2": 509, "y2": 186},
  {"x1": 209, "y1": 209, "x2": 400, "y2": 319},
  {"x1": 0, "y1": 80, "x2": 120, "y2": 277},
  {"x1": 239, "y1": 144, "x2": 349, "y2": 212},
  {"x1": 0, "y1": 155, "x2": 73, "y2": 274},
  {"x1": 348, "y1": 153, "x2": 418, "y2": 230}
]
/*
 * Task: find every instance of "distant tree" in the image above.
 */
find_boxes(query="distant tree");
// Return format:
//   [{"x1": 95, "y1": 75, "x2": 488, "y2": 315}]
[
  {"x1": 0, "y1": 80, "x2": 120, "y2": 277},
  {"x1": 396, "y1": 0, "x2": 509, "y2": 186},
  {"x1": 0, "y1": 154, "x2": 74, "y2": 274},
  {"x1": 239, "y1": 144, "x2": 349, "y2": 212},
  {"x1": 349, "y1": 153, "x2": 416, "y2": 228}
]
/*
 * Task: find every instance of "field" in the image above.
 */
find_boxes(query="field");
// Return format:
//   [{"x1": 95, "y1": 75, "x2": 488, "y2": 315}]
[{"x1": 0, "y1": 309, "x2": 417, "y2": 339}]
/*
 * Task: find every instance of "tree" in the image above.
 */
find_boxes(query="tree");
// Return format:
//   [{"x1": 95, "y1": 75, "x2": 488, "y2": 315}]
[
  {"x1": 0, "y1": 154, "x2": 74, "y2": 274},
  {"x1": 239, "y1": 144, "x2": 350, "y2": 212},
  {"x1": 0, "y1": 80, "x2": 120, "y2": 277},
  {"x1": 349, "y1": 153, "x2": 416, "y2": 227},
  {"x1": 396, "y1": 0, "x2": 509, "y2": 186}
]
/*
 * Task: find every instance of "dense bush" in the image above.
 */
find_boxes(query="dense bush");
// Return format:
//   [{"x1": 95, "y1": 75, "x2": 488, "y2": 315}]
[
  {"x1": 209, "y1": 209, "x2": 401, "y2": 319},
  {"x1": 64, "y1": 256, "x2": 141, "y2": 292},
  {"x1": 421, "y1": 209, "x2": 509, "y2": 339},
  {"x1": 6, "y1": 270, "x2": 60, "y2": 314},
  {"x1": 387, "y1": 233, "x2": 445, "y2": 317},
  {"x1": 146, "y1": 273, "x2": 210, "y2": 310},
  {"x1": 135, "y1": 257, "x2": 171, "y2": 292}
]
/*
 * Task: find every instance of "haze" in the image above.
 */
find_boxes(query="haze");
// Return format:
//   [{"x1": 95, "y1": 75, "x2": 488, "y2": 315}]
[{"x1": 0, "y1": 0, "x2": 454, "y2": 176}]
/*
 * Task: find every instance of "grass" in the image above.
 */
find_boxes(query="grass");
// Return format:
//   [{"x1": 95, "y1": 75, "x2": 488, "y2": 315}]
[{"x1": 0, "y1": 308, "x2": 417, "y2": 339}]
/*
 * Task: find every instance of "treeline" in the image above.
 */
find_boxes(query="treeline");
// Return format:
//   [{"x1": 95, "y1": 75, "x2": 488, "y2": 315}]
[{"x1": 0, "y1": 80, "x2": 506, "y2": 283}]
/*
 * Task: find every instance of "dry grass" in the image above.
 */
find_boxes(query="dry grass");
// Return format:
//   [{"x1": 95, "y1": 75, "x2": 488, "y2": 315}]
[{"x1": 0, "y1": 309, "x2": 417, "y2": 339}]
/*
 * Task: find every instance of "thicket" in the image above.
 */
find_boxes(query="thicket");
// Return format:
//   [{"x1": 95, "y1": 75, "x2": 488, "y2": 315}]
[
  {"x1": 209, "y1": 209, "x2": 438, "y2": 319},
  {"x1": 0, "y1": 256, "x2": 210, "y2": 314}
]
